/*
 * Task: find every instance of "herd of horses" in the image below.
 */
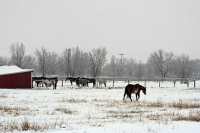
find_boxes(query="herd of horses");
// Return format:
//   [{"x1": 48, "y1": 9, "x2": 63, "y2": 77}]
[
  {"x1": 32, "y1": 76, "x2": 147, "y2": 101},
  {"x1": 65, "y1": 77, "x2": 107, "y2": 88},
  {"x1": 32, "y1": 76, "x2": 107, "y2": 89},
  {"x1": 32, "y1": 76, "x2": 58, "y2": 89}
]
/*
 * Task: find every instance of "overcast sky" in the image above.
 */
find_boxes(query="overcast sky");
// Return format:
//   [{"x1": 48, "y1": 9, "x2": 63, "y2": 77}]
[{"x1": 0, "y1": 0, "x2": 200, "y2": 61}]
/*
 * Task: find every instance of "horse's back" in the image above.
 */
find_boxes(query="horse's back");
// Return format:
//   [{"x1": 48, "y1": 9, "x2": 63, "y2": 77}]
[{"x1": 125, "y1": 84, "x2": 135, "y2": 89}]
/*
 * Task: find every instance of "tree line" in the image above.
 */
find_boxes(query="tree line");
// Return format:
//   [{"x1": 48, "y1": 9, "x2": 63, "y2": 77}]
[{"x1": 1, "y1": 42, "x2": 200, "y2": 80}]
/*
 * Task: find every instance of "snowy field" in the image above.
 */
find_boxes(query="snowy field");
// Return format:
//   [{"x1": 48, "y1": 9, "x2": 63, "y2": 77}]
[{"x1": 0, "y1": 81, "x2": 200, "y2": 133}]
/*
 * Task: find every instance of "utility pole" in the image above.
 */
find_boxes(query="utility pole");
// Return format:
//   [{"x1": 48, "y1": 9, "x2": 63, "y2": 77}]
[{"x1": 119, "y1": 53, "x2": 125, "y2": 65}]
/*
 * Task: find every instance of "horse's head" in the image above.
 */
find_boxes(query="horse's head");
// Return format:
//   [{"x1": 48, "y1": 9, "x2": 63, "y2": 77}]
[{"x1": 142, "y1": 86, "x2": 146, "y2": 95}]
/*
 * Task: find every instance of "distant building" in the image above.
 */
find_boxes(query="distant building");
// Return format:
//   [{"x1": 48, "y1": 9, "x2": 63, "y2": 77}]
[{"x1": 0, "y1": 65, "x2": 33, "y2": 89}]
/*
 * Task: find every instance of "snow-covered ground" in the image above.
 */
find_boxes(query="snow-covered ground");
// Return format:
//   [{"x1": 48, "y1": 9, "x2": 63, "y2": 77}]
[{"x1": 0, "y1": 81, "x2": 200, "y2": 133}]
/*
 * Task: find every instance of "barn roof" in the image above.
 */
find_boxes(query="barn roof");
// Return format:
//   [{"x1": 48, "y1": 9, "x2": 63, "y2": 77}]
[{"x1": 0, "y1": 65, "x2": 33, "y2": 76}]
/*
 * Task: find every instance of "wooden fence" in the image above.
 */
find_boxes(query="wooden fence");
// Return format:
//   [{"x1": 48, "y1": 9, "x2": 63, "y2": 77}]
[{"x1": 57, "y1": 76, "x2": 199, "y2": 88}]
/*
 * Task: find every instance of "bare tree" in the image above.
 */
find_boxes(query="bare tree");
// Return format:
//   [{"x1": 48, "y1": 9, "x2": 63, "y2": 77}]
[
  {"x1": 23, "y1": 55, "x2": 36, "y2": 69},
  {"x1": 10, "y1": 42, "x2": 25, "y2": 67},
  {"x1": 173, "y1": 55, "x2": 192, "y2": 79},
  {"x1": 71, "y1": 47, "x2": 82, "y2": 76},
  {"x1": 110, "y1": 55, "x2": 117, "y2": 77},
  {"x1": 46, "y1": 52, "x2": 59, "y2": 75},
  {"x1": 69, "y1": 47, "x2": 90, "y2": 76},
  {"x1": 190, "y1": 59, "x2": 200, "y2": 79},
  {"x1": 125, "y1": 58, "x2": 136, "y2": 77},
  {"x1": 35, "y1": 47, "x2": 48, "y2": 77},
  {"x1": 148, "y1": 49, "x2": 173, "y2": 79},
  {"x1": 79, "y1": 52, "x2": 90, "y2": 76},
  {"x1": 89, "y1": 47, "x2": 107, "y2": 77},
  {"x1": 135, "y1": 61, "x2": 145, "y2": 79},
  {"x1": 63, "y1": 48, "x2": 72, "y2": 76}
]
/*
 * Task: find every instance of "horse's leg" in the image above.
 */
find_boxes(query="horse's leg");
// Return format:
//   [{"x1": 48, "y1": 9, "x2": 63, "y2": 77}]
[
  {"x1": 53, "y1": 82, "x2": 55, "y2": 90},
  {"x1": 36, "y1": 82, "x2": 38, "y2": 87},
  {"x1": 137, "y1": 93, "x2": 140, "y2": 101},
  {"x1": 136, "y1": 93, "x2": 140, "y2": 101},
  {"x1": 136, "y1": 94, "x2": 138, "y2": 101},
  {"x1": 128, "y1": 93, "x2": 132, "y2": 102},
  {"x1": 123, "y1": 90, "x2": 127, "y2": 101},
  {"x1": 55, "y1": 81, "x2": 57, "y2": 89}
]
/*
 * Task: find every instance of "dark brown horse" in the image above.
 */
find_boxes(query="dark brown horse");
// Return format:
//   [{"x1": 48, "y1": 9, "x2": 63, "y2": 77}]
[
  {"x1": 65, "y1": 77, "x2": 77, "y2": 86},
  {"x1": 123, "y1": 84, "x2": 146, "y2": 101}
]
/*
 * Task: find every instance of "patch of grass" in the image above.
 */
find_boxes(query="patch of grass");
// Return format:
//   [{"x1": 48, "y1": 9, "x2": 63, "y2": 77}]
[
  {"x1": 108, "y1": 113, "x2": 133, "y2": 119},
  {"x1": 144, "y1": 100, "x2": 164, "y2": 108},
  {"x1": 55, "y1": 108, "x2": 74, "y2": 114},
  {"x1": 60, "y1": 98, "x2": 87, "y2": 103},
  {"x1": 21, "y1": 119, "x2": 32, "y2": 131},
  {"x1": 146, "y1": 114, "x2": 161, "y2": 121},
  {"x1": 146, "y1": 110, "x2": 200, "y2": 122},
  {"x1": 173, "y1": 111, "x2": 200, "y2": 122},
  {"x1": 170, "y1": 100, "x2": 200, "y2": 109},
  {"x1": 0, "y1": 105, "x2": 29, "y2": 116},
  {"x1": 107, "y1": 109, "x2": 147, "y2": 120},
  {"x1": 0, "y1": 94, "x2": 8, "y2": 98},
  {"x1": 3, "y1": 119, "x2": 48, "y2": 132},
  {"x1": 2, "y1": 118, "x2": 68, "y2": 132},
  {"x1": 3, "y1": 120, "x2": 20, "y2": 131}
]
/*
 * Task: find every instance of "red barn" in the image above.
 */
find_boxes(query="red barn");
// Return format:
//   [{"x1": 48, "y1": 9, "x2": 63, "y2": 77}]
[{"x1": 0, "y1": 65, "x2": 33, "y2": 89}]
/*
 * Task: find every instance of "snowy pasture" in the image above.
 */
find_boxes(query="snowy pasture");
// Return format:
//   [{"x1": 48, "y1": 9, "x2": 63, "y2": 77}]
[{"x1": 0, "y1": 81, "x2": 200, "y2": 133}]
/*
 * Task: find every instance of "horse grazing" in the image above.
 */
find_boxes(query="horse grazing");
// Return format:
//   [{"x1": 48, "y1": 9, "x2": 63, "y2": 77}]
[
  {"x1": 43, "y1": 79, "x2": 57, "y2": 90},
  {"x1": 46, "y1": 77, "x2": 58, "y2": 89},
  {"x1": 32, "y1": 76, "x2": 58, "y2": 89},
  {"x1": 75, "y1": 77, "x2": 89, "y2": 87},
  {"x1": 123, "y1": 84, "x2": 146, "y2": 102},
  {"x1": 65, "y1": 77, "x2": 77, "y2": 86},
  {"x1": 86, "y1": 78, "x2": 96, "y2": 87}
]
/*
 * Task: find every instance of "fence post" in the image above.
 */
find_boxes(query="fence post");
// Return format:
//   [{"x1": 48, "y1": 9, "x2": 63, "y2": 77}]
[
  {"x1": 113, "y1": 80, "x2": 115, "y2": 88},
  {"x1": 159, "y1": 80, "x2": 161, "y2": 88},
  {"x1": 62, "y1": 80, "x2": 63, "y2": 87},
  {"x1": 187, "y1": 80, "x2": 189, "y2": 88},
  {"x1": 173, "y1": 80, "x2": 176, "y2": 87},
  {"x1": 194, "y1": 80, "x2": 196, "y2": 88}
]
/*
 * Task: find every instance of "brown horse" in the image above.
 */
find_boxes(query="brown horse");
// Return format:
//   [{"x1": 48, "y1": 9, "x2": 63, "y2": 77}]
[{"x1": 123, "y1": 84, "x2": 146, "y2": 101}]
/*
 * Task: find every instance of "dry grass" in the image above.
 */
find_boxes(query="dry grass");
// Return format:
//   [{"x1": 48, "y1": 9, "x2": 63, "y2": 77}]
[
  {"x1": 106, "y1": 100, "x2": 165, "y2": 109},
  {"x1": 169, "y1": 100, "x2": 200, "y2": 109},
  {"x1": 0, "y1": 94, "x2": 8, "y2": 98},
  {"x1": 3, "y1": 119, "x2": 48, "y2": 132},
  {"x1": 107, "y1": 109, "x2": 147, "y2": 120},
  {"x1": 143, "y1": 100, "x2": 164, "y2": 108},
  {"x1": 146, "y1": 112, "x2": 174, "y2": 121},
  {"x1": 2, "y1": 118, "x2": 68, "y2": 132},
  {"x1": 105, "y1": 99, "x2": 200, "y2": 122},
  {"x1": 21, "y1": 119, "x2": 47, "y2": 131},
  {"x1": 55, "y1": 107, "x2": 74, "y2": 114},
  {"x1": 146, "y1": 113, "x2": 162, "y2": 121},
  {"x1": 109, "y1": 99, "x2": 200, "y2": 109},
  {"x1": 60, "y1": 98, "x2": 87, "y2": 103},
  {"x1": 0, "y1": 105, "x2": 29, "y2": 116},
  {"x1": 173, "y1": 111, "x2": 200, "y2": 122},
  {"x1": 146, "y1": 110, "x2": 200, "y2": 122}
]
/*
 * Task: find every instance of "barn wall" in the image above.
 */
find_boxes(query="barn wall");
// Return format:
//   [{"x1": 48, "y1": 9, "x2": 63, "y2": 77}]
[{"x1": 0, "y1": 72, "x2": 32, "y2": 89}]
